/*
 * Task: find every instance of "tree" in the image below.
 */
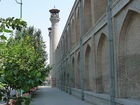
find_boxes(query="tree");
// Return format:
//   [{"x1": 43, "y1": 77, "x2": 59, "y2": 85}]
[
  {"x1": 0, "y1": 18, "x2": 51, "y2": 105},
  {"x1": 0, "y1": 17, "x2": 27, "y2": 104}
]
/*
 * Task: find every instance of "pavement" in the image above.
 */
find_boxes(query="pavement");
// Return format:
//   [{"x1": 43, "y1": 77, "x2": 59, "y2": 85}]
[{"x1": 31, "y1": 86, "x2": 92, "y2": 105}]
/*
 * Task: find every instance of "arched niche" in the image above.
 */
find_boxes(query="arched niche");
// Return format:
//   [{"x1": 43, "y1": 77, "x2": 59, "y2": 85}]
[
  {"x1": 85, "y1": 44, "x2": 92, "y2": 90},
  {"x1": 71, "y1": 18, "x2": 76, "y2": 47},
  {"x1": 84, "y1": 0, "x2": 92, "y2": 34},
  {"x1": 65, "y1": 32, "x2": 68, "y2": 53},
  {"x1": 76, "y1": 8, "x2": 80, "y2": 42},
  {"x1": 96, "y1": 33, "x2": 109, "y2": 93},
  {"x1": 64, "y1": 72, "x2": 66, "y2": 89},
  {"x1": 76, "y1": 52, "x2": 81, "y2": 88},
  {"x1": 118, "y1": 10, "x2": 140, "y2": 99},
  {"x1": 67, "y1": 25, "x2": 71, "y2": 50},
  {"x1": 66, "y1": 72, "x2": 70, "y2": 92},
  {"x1": 72, "y1": 57, "x2": 75, "y2": 88}
]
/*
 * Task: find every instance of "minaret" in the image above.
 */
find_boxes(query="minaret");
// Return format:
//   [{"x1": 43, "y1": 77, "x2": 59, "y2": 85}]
[
  {"x1": 49, "y1": 8, "x2": 60, "y2": 66},
  {"x1": 48, "y1": 8, "x2": 60, "y2": 87},
  {"x1": 48, "y1": 27, "x2": 52, "y2": 65}
]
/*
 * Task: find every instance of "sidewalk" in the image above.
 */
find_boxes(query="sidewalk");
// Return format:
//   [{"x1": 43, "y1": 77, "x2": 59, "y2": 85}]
[{"x1": 31, "y1": 86, "x2": 92, "y2": 105}]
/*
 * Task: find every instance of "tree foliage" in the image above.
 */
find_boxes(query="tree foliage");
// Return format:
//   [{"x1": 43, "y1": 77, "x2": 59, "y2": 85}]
[
  {"x1": 0, "y1": 17, "x2": 27, "y2": 40},
  {"x1": 0, "y1": 17, "x2": 51, "y2": 105}
]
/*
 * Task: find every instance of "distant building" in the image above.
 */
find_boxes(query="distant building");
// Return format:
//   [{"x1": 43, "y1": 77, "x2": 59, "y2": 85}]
[{"x1": 48, "y1": 0, "x2": 140, "y2": 105}]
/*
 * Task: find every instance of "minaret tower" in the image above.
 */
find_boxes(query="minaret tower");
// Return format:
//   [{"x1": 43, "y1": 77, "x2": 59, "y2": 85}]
[
  {"x1": 48, "y1": 27, "x2": 52, "y2": 65},
  {"x1": 49, "y1": 8, "x2": 60, "y2": 66}
]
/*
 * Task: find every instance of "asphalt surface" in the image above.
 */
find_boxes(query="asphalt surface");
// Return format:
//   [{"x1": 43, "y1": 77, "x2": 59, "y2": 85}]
[{"x1": 30, "y1": 86, "x2": 92, "y2": 105}]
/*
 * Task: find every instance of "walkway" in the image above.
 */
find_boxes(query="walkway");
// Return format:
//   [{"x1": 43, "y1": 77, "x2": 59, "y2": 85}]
[{"x1": 31, "y1": 86, "x2": 92, "y2": 105}]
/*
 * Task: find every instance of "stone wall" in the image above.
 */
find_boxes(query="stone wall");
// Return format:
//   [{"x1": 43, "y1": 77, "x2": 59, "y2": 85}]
[{"x1": 52, "y1": 0, "x2": 140, "y2": 105}]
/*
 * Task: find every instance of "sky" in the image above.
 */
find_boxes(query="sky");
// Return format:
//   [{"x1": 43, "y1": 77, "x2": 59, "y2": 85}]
[{"x1": 0, "y1": 0, "x2": 75, "y2": 58}]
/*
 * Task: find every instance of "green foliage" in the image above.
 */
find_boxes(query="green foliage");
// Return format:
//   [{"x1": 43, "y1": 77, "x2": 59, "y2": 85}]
[
  {"x1": 0, "y1": 35, "x2": 7, "y2": 40},
  {"x1": 0, "y1": 17, "x2": 27, "y2": 31},
  {"x1": 0, "y1": 17, "x2": 27, "y2": 40},
  {"x1": 24, "y1": 97, "x2": 31, "y2": 105},
  {"x1": 1, "y1": 34, "x2": 50, "y2": 91},
  {"x1": 0, "y1": 82, "x2": 6, "y2": 100},
  {"x1": 0, "y1": 18, "x2": 51, "y2": 105},
  {"x1": 14, "y1": 96, "x2": 31, "y2": 105},
  {"x1": 2, "y1": 36, "x2": 36, "y2": 91}
]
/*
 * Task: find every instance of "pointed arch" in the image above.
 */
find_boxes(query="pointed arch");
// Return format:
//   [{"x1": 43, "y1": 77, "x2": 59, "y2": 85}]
[
  {"x1": 84, "y1": 0, "x2": 92, "y2": 34},
  {"x1": 76, "y1": 7, "x2": 80, "y2": 42},
  {"x1": 66, "y1": 73, "x2": 70, "y2": 92},
  {"x1": 118, "y1": 10, "x2": 140, "y2": 99},
  {"x1": 72, "y1": 57, "x2": 75, "y2": 88},
  {"x1": 71, "y1": 18, "x2": 76, "y2": 47},
  {"x1": 65, "y1": 31, "x2": 68, "y2": 53},
  {"x1": 85, "y1": 44, "x2": 92, "y2": 90},
  {"x1": 76, "y1": 52, "x2": 81, "y2": 88},
  {"x1": 67, "y1": 25, "x2": 71, "y2": 50},
  {"x1": 63, "y1": 71, "x2": 66, "y2": 90},
  {"x1": 96, "y1": 33, "x2": 109, "y2": 93}
]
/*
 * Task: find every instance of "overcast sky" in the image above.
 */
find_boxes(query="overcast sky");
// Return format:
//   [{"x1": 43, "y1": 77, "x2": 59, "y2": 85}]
[{"x1": 0, "y1": 0, "x2": 75, "y2": 56}]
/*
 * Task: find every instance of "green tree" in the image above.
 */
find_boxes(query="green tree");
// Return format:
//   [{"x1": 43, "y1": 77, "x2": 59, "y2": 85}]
[
  {"x1": 0, "y1": 17, "x2": 27, "y2": 103},
  {"x1": 0, "y1": 18, "x2": 51, "y2": 105},
  {"x1": 18, "y1": 26, "x2": 49, "y2": 87},
  {"x1": 0, "y1": 17, "x2": 27, "y2": 40}
]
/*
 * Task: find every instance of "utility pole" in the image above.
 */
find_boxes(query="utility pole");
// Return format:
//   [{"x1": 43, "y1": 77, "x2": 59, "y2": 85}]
[
  {"x1": 107, "y1": 0, "x2": 116, "y2": 105},
  {"x1": 15, "y1": 0, "x2": 23, "y2": 19},
  {"x1": 0, "y1": 0, "x2": 23, "y2": 18}
]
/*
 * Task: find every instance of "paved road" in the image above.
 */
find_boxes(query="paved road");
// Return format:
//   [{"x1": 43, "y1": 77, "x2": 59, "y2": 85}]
[{"x1": 31, "y1": 86, "x2": 92, "y2": 105}]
